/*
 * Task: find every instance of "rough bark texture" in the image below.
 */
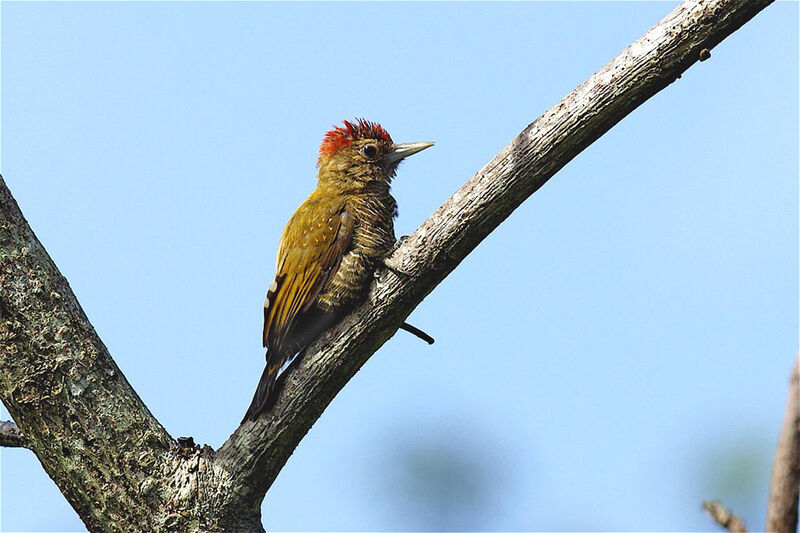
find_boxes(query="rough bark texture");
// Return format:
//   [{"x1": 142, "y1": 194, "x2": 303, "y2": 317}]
[
  {"x1": 765, "y1": 355, "x2": 800, "y2": 533},
  {"x1": 0, "y1": 0, "x2": 776, "y2": 531},
  {"x1": 0, "y1": 176, "x2": 266, "y2": 531},
  {"x1": 0, "y1": 180, "x2": 177, "y2": 529}
]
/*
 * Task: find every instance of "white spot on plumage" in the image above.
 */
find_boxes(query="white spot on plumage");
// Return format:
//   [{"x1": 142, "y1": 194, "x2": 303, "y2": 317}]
[{"x1": 269, "y1": 279, "x2": 278, "y2": 292}]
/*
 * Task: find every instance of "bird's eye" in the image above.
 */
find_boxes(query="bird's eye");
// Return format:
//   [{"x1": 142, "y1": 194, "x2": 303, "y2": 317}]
[{"x1": 361, "y1": 143, "x2": 379, "y2": 159}]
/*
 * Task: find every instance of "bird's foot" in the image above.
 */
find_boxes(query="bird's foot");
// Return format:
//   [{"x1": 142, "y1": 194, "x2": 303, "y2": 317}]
[
  {"x1": 382, "y1": 236, "x2": 411, "y2": 277},
  {"x1": 390, "y1": 235, "x2": 409, "y2": 253}
]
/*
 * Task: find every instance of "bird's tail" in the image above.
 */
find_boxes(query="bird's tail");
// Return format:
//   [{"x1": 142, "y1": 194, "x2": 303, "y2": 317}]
[{"x1": 243, "y1": 363, "x2": 279, "y2": 422}]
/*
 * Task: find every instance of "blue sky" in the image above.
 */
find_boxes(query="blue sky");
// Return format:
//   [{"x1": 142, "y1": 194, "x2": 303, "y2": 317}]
[{"x1": 1, "y1": 2, "x2": 797, "y2": 531}]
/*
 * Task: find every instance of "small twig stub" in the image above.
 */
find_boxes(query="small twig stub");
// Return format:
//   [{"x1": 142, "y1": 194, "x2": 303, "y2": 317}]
[
  {"x1": 0, "y1": 420, "x2": 26, "y2": 448},
  {"x1": 703, "y1": 500, "x2": 748, "y2": 533}
]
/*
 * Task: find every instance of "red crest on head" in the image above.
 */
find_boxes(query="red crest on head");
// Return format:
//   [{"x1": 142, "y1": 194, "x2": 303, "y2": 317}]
[{"x1": 318, "y1": 119, "x2": 392, "y2": 161}]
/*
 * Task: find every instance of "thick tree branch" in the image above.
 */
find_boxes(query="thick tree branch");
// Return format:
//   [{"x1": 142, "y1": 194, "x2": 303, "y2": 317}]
[
  {"x1": 0, "y1": 176, "x2": 181, "y2": 529},
  {"x1": 0, "y1": 175, "x2": 269, "y2": 531},
  {"x1": 0, "y1": 419, "x2": 26, "y2": 448},
  {"x1": 765, "y1": 354, "x2": 800, "y2": 533},
  {"x1": 216, "y1": 0, "x2": 774, "y2": 508}
]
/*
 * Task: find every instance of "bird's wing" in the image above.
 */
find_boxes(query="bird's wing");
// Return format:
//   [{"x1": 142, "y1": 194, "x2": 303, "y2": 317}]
[{"x1": 262, "y1": 198, "x2": 354, "y2": 355}]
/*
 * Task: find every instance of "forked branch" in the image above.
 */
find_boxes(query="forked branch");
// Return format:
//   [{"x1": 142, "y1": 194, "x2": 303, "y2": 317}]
[
  {"x1": 0, "y1": 0, "x2": 778, "y2": 530},
  {"x1": 215, "y1": 0, "x2": 775, "y2": 509}
]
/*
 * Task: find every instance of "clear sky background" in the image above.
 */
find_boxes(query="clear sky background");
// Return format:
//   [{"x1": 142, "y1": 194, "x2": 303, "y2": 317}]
[{"x1": 0, "y1": 2, "x2": 797, "y2": 532}]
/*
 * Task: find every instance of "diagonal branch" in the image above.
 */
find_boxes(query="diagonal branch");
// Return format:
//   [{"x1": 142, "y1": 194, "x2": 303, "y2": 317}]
[
  {"x1": 704, "y1": 500, "x2": 749, "y2": 533},
  {"x1": 215, "y1": 0, "x2": 775, "y2": 507},
  {"x1": 765, "y1": 354, "x2": 800, "y2": 533},
  {"x1": 0, "y1": 176, "x2": 176, "y2": 530}
]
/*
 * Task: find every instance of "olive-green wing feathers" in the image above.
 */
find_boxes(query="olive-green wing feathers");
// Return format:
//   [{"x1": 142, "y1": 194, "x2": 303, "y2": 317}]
[{"x1": 262, "y1": 200, "x2": 354, "y2": 355}]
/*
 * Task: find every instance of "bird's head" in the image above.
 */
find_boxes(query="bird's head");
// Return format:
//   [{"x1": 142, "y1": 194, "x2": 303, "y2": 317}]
[{"x1": 316, "y1": 119, "x2": 433, "y2": 188}]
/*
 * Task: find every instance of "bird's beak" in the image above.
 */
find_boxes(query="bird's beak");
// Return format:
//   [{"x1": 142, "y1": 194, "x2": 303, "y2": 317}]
[{"x1": 384, "y1": 141, "x2": 434, "y2": 165}]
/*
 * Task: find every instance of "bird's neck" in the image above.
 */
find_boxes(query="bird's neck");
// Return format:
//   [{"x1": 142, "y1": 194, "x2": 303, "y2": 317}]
[{"x1": 316, "y1": 168, "x2": 389, "y2": 197}]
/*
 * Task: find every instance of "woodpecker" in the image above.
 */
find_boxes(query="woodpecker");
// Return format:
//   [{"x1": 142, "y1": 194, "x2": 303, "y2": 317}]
[{"x1": 244, "y1": 119, "x2": 433, "y2": 421}]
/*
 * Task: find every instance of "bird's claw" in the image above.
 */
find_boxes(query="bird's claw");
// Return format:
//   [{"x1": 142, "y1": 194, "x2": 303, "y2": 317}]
[
  {"x1": 390, "y1": 235, "x2": 410, "y2": 254},
  {"x1": 381, "y1": 236, "x2": 412, "y2": 277}
]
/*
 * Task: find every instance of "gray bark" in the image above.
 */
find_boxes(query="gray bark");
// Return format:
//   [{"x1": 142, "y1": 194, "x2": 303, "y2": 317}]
[
  {"x1": 0, "y1": 0, "x2": 775, "y2": 530},
  {"x1": 765, "y1": 355, "x2": 800, "y2": 533}
]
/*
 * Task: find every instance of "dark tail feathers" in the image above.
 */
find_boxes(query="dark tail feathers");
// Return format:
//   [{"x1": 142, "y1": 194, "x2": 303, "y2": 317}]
[{"x1": 243, "y1": 364, "x2": 279, "y2": 422}]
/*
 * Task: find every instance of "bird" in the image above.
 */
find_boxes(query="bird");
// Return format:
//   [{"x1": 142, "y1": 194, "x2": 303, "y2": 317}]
[{"x1": 243, "y1": 119, "x2": 433, "y2": 421}]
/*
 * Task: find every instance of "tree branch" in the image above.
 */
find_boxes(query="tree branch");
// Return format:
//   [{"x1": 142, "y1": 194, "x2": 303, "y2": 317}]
[
  {"x1": 215, "y1": 0, "x2": 775, "y2": 508},
  {"x1": 0, "y1": 0, "x2": 780, "y2": 529},
  {"x1": 0, "y1": 419, "x2": 26, "y2": 448},
  {"x1": 704, "y1": 500, "x2": 748, "y2": 533},
  {"x1": 0, "y1": 176, "x2": 183, "y2": 530},
  {"x1": 765, "y1": 354, "x2": 800, "y2": 533}
]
